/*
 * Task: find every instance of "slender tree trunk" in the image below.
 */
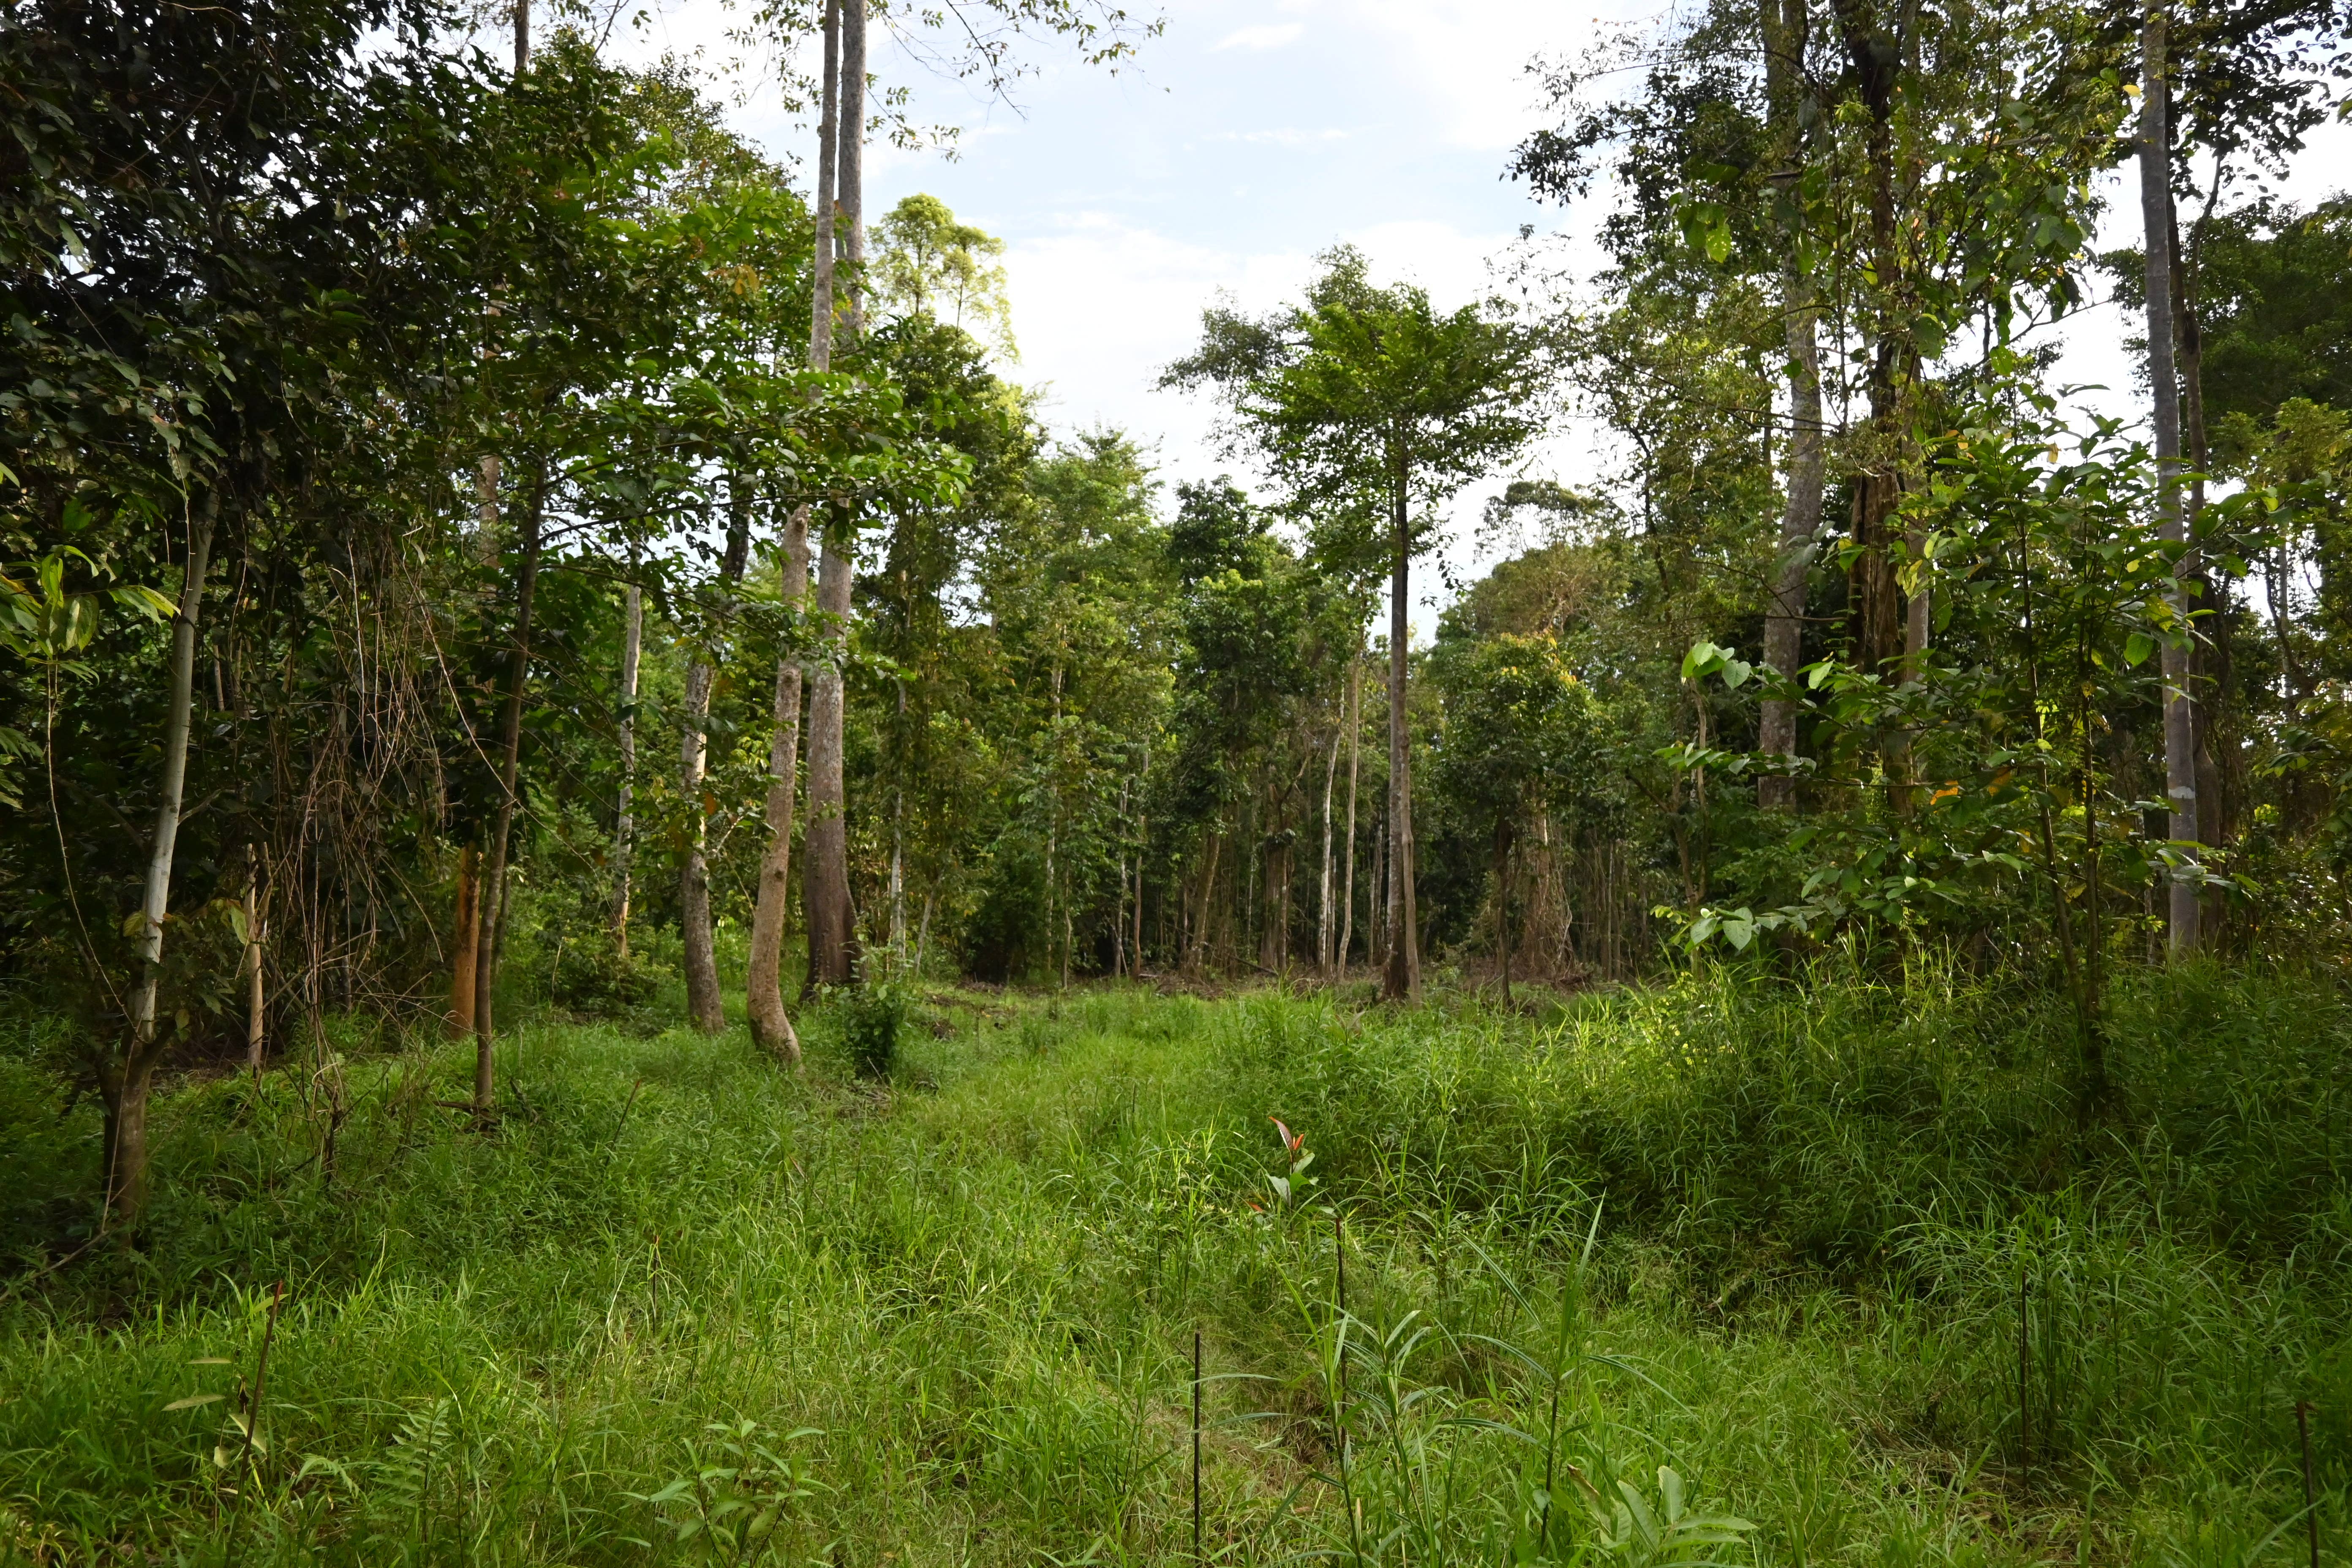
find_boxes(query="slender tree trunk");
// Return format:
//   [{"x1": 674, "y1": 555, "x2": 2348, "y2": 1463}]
[
  {"x1": 1760, "y1": 0, "x2": 1822, "y2": 808},
  {"x1": 1338, "y1": 658, "x2": 1360, "y2": 972},
  {"x1": 1494, "y1": 820, "x2": 1515, "y2": 1007},
  {"x1": 2140, "y1": 3, "x2": 2199, "y2": 953},
  {"x1": 682, "y1": 485, "x2": 754, "y2": 1033},
  {"x1": 1318, "y1": 710, "x2": 1340, "y2": 975},
  {"x1": 802, "y1": 542, "x2": 858, "y2": 992},
  {"x1": 803, "y1": 0, "x2": 865, "y2": 990},
  {"x1": 105, "y1": 487, "x2": 218, "y2": 1226},
  {"x1": 612, "y1": 572, "x2": 642, "y2": 957},
  {"x1": 749, "y1": 507, "x2": 811, "y2": 1059},
  {"x1": 243, "y1": 846, "x2": 267, "y2": 1076},
  {"x1": 1189, "y1": 831, "x2": 1222, "y2": 975},
  {"x1": 471, "y1": 460, "x2": 542, "y2": 1112},
  {"x1": 451, "y1": 844, "x2": 479, "y2": 1035},
  {"x1": 748, "y1": 8, "x2": 834, "y2": 1054},
  {"x1": 1384, "y1": 452, "x2": 1421, "y2": 1003},
  {"x1": 2174, "y1": 201, "x2": 2230, "y2": 940}
]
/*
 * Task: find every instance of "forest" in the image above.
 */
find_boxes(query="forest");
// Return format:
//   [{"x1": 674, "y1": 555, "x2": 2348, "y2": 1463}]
[{"x1": 3, "y1": 0, "x2": 2351, "y2": 1562}]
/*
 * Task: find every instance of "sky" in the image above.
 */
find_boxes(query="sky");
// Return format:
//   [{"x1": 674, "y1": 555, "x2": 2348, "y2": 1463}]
[{"x1": 593, "y1": 0, "x2": 2352, "y2": 617}]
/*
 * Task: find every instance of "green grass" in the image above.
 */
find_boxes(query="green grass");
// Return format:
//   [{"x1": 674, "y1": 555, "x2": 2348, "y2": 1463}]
[{"x1": 0, "y1": 961, "x2": 2347, "y2": 1565}]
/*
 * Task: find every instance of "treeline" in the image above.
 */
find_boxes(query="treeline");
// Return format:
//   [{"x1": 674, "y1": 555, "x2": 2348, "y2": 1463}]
[{"x1": 7, "y1": 0, "x2": 2352, "y2": 1228}]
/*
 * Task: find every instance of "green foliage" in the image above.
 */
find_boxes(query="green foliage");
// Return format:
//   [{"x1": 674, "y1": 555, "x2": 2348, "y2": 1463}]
[
  {"x1": 835, "y1": 977, "x2": 910, "y2": 1078},
  {"x1": 0, "y1": 966, "x2": 2344, "y2": 1563}
]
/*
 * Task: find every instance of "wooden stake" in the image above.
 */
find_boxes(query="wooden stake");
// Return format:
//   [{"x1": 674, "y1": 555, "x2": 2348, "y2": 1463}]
[
  {"x1": 1192, "y1": 1328, "x2": 1203, "y2": 1562},
  {"x1": 2299, "y1": 1400, "x2": 2319, "y2": 1568},
  {"x1": 2018, "y1": 1266, "x2": 2032, "y2": 1473}
]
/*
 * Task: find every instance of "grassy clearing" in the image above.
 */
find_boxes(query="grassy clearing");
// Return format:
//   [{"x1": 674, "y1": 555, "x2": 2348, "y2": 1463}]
[{"x1": 1, "y1": 963, "x2": 2347, "y2": 1565}]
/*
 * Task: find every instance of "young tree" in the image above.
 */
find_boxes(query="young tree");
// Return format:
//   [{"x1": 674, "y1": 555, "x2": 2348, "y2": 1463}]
[{"x1": 1163, "y1": 248, "x2": 1543, "y2": 1001}]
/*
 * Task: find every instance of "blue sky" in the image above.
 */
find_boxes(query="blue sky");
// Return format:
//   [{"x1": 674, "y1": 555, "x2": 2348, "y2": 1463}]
[{"x1": 597, "y1": 0, "x2": 2349, "y2": 613}]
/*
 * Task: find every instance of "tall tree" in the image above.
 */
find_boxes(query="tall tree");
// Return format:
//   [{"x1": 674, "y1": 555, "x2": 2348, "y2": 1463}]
[
  {"x1": 2141, "y1": 3, "x2": 2200, "y2": 951},
  {"x1": 1163, "y1": 248, "x2": 1542, "y2": 1001}
]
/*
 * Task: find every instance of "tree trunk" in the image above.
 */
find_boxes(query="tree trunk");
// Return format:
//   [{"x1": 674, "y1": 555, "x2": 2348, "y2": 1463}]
[
  {"x1": 107, "y1": 487, "x2": 218, "y2": 1226},
  {"x1": 803, "y1": 0, "x2": 864, "y2": 991},
  {"x1": 1759, "y1": 0, "x2": 1823, "y2": 810},
  {"x1": 749, "y1": 506, "x2": 811, "y2": 1059},
  {"x1": 612, "y1": 572, "x2": 642, "y2": 956},
  {"x1": 1338, "y1": 658, "x2": 1361, "y2": 972},
  {"x1": 802, "y1": 540, "x2": 858, "y2": 991},
  {"x1": 1836, "y1": 0, "x2": 1912, "y2": 782},
  {"x1": 1383, "y1": 455, "x2": 1421, "y2": 1003},
  {"x1": 243, "y1": 847, "x2": 267, "y2": 1077},
  {"x1": 2174, "y1": 200, "x2": 2231, "y2": 941},
  {"x1": 1318, "y1": 710, "x2": 1340, "y2": 975},
  {"x1": 682, "y1": 484, "x2": 754, "y2": 1033},
  {"x1": 1188, "y1": 830, "x2": 1222, "y2": 975},
  {"x1": 471, "y1": 460, "x2": 542, "y2": 1112},
  {"x1": 2140, "y1": 3, "x2": 2199, "y2": 953},
  {"x1": 451, "y1": 844, "x2": 479, "y2": 1036},
  {"x1": 1494, "y1": 819, "x2": 1515, "y2": 1007}
]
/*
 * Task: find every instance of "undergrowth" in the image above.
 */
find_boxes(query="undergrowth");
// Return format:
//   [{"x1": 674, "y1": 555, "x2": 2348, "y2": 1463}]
[{"x1": 0, "y1": 960, "x2": 2344, "y2": 1565}]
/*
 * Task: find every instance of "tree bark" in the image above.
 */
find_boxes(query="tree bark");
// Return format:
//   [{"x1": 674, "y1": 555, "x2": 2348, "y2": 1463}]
[
  {"x1": 1338, "y1": 657, "x2": 1361, "y2": 972},
  {"x1": 106, "y1": 487, "x2": 218, "y2": 1226},
  {"x1": 471, "y1": 460, "x2": 542, "y2": 1111},
  {"x1": 1759, "y1": 0, "x2": 1822, "y2": 809},
  {"x1": 681, "y1": 484, "x2": 754, "y2": 1033},
  {"x1": 1384, "y1": 449, "x2": 1421, "y2": 1003},
  {"x1": 451, "y1": 844, "x2": 479, "y2": 1036},
  {"x1": 612, "y1": 572, "x2": 642, "y2": 956},
  {"x1": 2140, "y1": 3, "x2": 2200, "y2": 953},
  {"x1": 802, "y1": 539, "x2": 859, "y2": 991},
  {"x1": 803, "y1": 0, "x2": 864, "y2": 990},
  {"x1": 1318, "y1": 709, "x2": 1341, "y2": 975},
  {"x1": 749, "y1": 507, "x2": 811, "y2": 1058}
]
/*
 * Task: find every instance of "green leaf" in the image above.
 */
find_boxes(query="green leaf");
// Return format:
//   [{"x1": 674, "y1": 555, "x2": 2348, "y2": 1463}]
[{"x1": 164, "y1": 1393, "x2": 224, "y2": 1411}]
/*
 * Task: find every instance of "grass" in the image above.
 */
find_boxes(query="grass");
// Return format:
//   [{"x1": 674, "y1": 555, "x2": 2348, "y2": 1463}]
[{"x1": 0, "y1": 958, "x2": 2346, "y2": 1565}]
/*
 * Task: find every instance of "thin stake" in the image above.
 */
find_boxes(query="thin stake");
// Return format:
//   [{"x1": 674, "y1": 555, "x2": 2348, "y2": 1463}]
[
  {"x1": 1334, "y1": 1209, "x2": 1348, "y2": 1410},
  {"x1": 2018, "y1": 1266, "x2": 2031, "y2": 1473},
  {"x1": 2298, "y1": 1400, "x2": 2319, "y2": 1568},
  {"x1": 1192, "y1": 1328, "x2": 1203, "y2": 1563}
]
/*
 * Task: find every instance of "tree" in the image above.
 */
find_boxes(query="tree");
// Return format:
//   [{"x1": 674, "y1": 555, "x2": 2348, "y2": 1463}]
[{"x1": 1163, "y1": 248, "x2": 1544, "y2": 1001}]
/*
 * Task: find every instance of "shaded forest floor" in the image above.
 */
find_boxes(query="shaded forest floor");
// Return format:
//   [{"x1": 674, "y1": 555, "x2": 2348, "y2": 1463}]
[{"x1": 2, "y1": 962, "x2": 2349, "y2": 1565}]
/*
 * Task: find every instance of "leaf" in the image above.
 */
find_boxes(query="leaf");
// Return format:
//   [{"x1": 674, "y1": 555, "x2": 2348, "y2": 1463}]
[
  {"x1": 164, "y1": 1393, "x2": 224, "y2": 1411},
  {"x1": 2123, "y1": 631, "x2": 2156, "y2": 667}
]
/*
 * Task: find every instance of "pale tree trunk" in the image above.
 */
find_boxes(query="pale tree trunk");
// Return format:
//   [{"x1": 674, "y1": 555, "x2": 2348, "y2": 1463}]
[
  {"x1": 1338, "y1": 658, "x2": 1360, "y2": 972},
  {"x1": 1318, "y1": 710, "x2": 1340, "y2": 975},
  {"x1": 749, "y1": 507, "x2": 811, "y2": 1059},
  {"x1": 802, "y1": 541, "x2": 859, "y2": 991},
  {"x1": 1132, "y1": 746, "x2": 1148, "y2": 972},
  {"x1": 1758, "y1": 0, "x2": 1822, "y2": 808},
  {"x1": 472, "y1": 460, "x2": 541, "y2": 1112},
  {"x1": 104, "y1": 488, "x2": 218, "y2": 1227},
  {"x1": 1383, "y1": 451, "x2": 1421, "y2": 1003},
  {"x1": 612, "y1": 570, "x2": 642, "y2": 957},
  {"x1": 681, "y1": 485, "x2": 754, "y2": 1032},
  {"x1": 747, "y1": 3, "x2": 836, "y2": 1056},
  {"x1": 450, "y1": 845, "x2": 479, "y2": 1036},
  {"x1": 2140, "y1": 3, "x2": 2199, "y2": 953},
  {"x1": 803, "y1": 0, "x2": 864, "y2": 990}
]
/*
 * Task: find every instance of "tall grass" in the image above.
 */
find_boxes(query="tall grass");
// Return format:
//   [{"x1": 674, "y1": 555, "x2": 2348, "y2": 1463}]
[{"x1": 0, "y1": 961, "x2": 2344, "y2": 1564}]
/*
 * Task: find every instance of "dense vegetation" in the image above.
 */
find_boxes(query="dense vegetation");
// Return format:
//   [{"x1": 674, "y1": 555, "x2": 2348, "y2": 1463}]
[{"x1": 5, "y1": 0, "x2": 2352, "y2": 1560}]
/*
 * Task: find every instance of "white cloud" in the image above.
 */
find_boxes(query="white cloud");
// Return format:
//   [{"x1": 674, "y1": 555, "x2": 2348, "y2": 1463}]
[{"x1": 1211, "y1": 23, "x2": 1306, "y2": 52}]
